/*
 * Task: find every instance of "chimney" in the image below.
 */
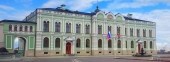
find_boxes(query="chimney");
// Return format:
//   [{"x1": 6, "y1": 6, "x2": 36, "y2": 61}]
[{"x1": 127, "y1": 13, "x2": 132, "y2": 18}]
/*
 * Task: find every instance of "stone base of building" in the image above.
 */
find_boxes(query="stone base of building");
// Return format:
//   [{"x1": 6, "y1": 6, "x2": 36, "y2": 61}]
[
  {"x1": 31, "y1": 50, "x2": 157, "y2": 57},
  {"x1": 0, "y1": 42, "x2": 4, "y2": 48},
  {"x1": 4, "y1": 49, "x2": 157, "y2": 57}
]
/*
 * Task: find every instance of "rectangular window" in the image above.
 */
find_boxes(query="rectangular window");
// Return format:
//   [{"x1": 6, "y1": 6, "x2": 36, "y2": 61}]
[{"x1": 98, "y1": 25, "x2": 102, "y2": 34}]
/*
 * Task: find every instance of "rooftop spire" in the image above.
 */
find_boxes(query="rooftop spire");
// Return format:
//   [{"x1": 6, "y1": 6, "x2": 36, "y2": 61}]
[
  {"x1": 95, "y1": 0, "x2": 100, "y2": 12},
  {"x1": 57, "y1": 4, "x2": 66, "y2": 10}
]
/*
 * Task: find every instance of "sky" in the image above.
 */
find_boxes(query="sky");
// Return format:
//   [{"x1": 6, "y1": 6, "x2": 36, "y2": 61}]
[{"x1": 0, "y1": 0, "x2": 170, "y2": 50}]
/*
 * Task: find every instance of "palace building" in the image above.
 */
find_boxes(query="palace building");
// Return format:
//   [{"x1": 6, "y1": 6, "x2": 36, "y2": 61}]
[{"x1": 0, "y1": 5, "x2": 156, "y2": 57}]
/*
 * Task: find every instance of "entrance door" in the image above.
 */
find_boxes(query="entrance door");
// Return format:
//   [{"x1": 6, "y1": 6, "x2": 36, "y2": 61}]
[
  {"x1": 66, "y1": 42, "x2": 71, "y2": 54},
  {"x1": 138, "y1": 44, "x2": 141, "y2": 53}
]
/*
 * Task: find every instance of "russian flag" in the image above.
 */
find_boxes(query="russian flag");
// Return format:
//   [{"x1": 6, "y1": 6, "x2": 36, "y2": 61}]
[{"x1": 107, "y1": 31, "x2": 111, "y2": 40}]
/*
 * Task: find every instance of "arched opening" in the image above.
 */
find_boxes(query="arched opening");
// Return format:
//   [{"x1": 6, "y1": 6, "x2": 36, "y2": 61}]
[
  {"x1": 108, "y1": 39, "x2": 112, "y2": 48},
  {"x1": 76, "y1": 38, "x2": 81, "y2": 48},
  {"x1": 43, "y1": 21, "x2": 49, "y2": 32},
  {"x1": 14, "y1": 25, "x2": 17, "y2": 31},
  {"x1": 117, "y1": 40, "x2": 121, "y2": 48},
  {"x1": 98, "y1": 39, "x2": 102, "y2": 48},
  {"x1": 30, "y1": 26, "x2": 33, "y2": 32},
  {"x1": 86, "y1": 39, "x2": 90, "y2": 48},
  {"x1": 13, "y1": 37, "x2": 26, "y2": 56},
  {"x1": 55, "y1": 38, "x2": 60, "y2": 48},
  {"x1": 43, "y1": 37, "x2": 49, "y2": 48},
  {"x1": 150, "y1": 41, "x2": 153, "y2": 49},
  {"x1": 144, "y1": 41, "x2": 146, "y2": 48},
  {"x1": 25, "y1": 26, "x2": 28, "y2": 32},
  {"x1": 9, "y1": 25, "x2": 12, "y2": 31},
  {"x1": 19, "y1": 25, "x2": 23, "y2": 31},
  {"x1": 131, "y1": 41, "x2": 134, "y2": 48}
]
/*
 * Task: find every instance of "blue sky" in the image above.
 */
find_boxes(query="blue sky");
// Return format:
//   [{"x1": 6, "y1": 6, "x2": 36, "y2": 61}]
[{"x1": 0, "y1": 0, "x2": 170, "y2": 50}]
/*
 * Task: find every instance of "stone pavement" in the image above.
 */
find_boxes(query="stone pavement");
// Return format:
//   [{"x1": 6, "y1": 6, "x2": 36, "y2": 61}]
[{"x1": 0, "y1": 54, "x2": 170, "y2": 62}]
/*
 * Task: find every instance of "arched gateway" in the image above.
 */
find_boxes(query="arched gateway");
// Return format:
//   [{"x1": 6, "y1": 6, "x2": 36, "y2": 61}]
[{"x1": 14, "y1": 37, "x2": 26, "y2": 56}]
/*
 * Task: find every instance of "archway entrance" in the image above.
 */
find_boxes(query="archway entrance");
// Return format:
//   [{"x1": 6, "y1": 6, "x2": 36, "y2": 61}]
[
  {"x1": 14, "y1": 37, "x2": 26, "y2": 56},
  {"x1": 66, "y1": 42, "x2": 71, "y2": 54}
]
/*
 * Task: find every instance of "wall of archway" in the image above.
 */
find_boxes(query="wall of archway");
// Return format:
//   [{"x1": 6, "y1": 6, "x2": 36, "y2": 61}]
[{"x1": 4, "y1": 34, "x2": 35, "y2": 57}]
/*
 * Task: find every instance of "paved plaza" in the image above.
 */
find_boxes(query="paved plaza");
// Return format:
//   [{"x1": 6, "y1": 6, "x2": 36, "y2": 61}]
[{"x1": 1, "y1": 54, "x2": 170, "y2": 62}]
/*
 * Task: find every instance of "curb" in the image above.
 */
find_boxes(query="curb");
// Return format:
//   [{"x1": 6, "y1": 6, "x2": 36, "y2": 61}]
[{"x1": 0, "y1": 58, "x2": 22, "y2": 61}]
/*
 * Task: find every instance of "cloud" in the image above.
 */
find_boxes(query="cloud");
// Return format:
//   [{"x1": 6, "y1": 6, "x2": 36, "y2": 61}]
[
  {"x1": 0, "y1": 10, "x2": 31, "y2": 20},
  {"x1": 0, "y1": 5, "x2": 15, "y2": 10},
  {"x1": 41, "y1": 0, "x2": 65, "y2": 8},
  {"x1": 105, "y1": 0, "x2": 170, "y2": 10},
  {"x1": 42, "y1": 0, "x2": 109, "y2": 11},
  {"x1": 125, "y1": 9, "x2": 170, "y2": 50}
]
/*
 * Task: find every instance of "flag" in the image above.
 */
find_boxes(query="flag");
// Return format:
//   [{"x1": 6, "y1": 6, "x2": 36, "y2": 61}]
[{"x1": 107, "y1": 31, "x2": 111, "y2": 40}]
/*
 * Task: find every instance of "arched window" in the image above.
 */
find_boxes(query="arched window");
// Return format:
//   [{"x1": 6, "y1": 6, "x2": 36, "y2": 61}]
[
  {"x1": 108, "y1": 26, "x2": 111, "y2": 33},
  {"x1": 66, "y1": 23, "x2": 71, "y2": 33},
  {"x1": 25, "y1": 26, "x2": 28, "y2": 32},
  {"x1": 117, "y1": 40, "x2": 121, "y2": 48},
  {"x1": 86, "y1": 39, "x2": 90, "y2": 48},
  {"x1": 144, "y1": 41, "x2": 146, "y2": 48},
  {"x1": 130, "y1": 28, "x2": 133, "y2": 36},
  {"x1": 43, "y1": 37, "x2": 49, "y2": 48},
  {"x1": 117, "y1": 27, "x2": 120, "y2": 34},
  {"x1": 98, "y1": 25, "x2": 102, "y2": 34},
  {"x1": 76, "y1": 38, "x2": 81, "y2": 48},
  {"x1": 9, "y1": 25, "x2": 12, "y2": 31},
  {"x1": 55, "y1": 22, "x2": 61, "y2": 32},
  {"x1": 137, "y1": 29, "x2": 140, "y2": 37},
  {"x1": 143, "y1": 29, "x2": 146, "y2": 37},
  {"x1": 30, "y1": 26, "x2": 33, "y2": 32},
  {"x1": 85, "y1": 25, "x2": 90, "y2": 34},
  {"x1": 98, "y1": 39, "x2": 102, "y2": 48},
  {"x1": 47, "y1": 21, "x2": 49, "y2": 31},
  {"x1": 76, "y1": 24, "x2": 81, "y2": 33},
  {"x1": 150, "y1": 41, "x2": 153, "y2": 49},
  {"x1": 14, "y1": 25, "x2": 17, "y2": 31},
  {"x1": 108, "y1": 39, "x2": 112, "y2": 48},
  {"x1": 43, "y1": 21, "x2": 49, "y2": 32},
  {"x1": 19, "y1": 25, "x2": 23, "y2": 31},
  {"x1": 55, "y1": 38, "x2": 60, "y2": 48},
  {"x1": 149, "y1": 30, "x2": 152, "y2": 37},
  {"x1": 126, "y1": 41, "x2": 127, "y2": 48},
  {"x1": 131, "y1": 41, "x2": 134, "y2": 48},
  {"x1": 125, "y1": 28, "x2": 127, "y2": 36}
]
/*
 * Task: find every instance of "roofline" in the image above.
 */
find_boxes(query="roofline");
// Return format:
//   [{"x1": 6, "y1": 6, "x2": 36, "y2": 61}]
[{"x1": 0, "y1": 20, "x2": 37, "y2": 24}]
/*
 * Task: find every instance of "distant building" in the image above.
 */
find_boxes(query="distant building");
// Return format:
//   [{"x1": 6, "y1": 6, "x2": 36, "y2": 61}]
[{"x1": 0, "y1": 6, "x2": 156, "y2": 57}]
